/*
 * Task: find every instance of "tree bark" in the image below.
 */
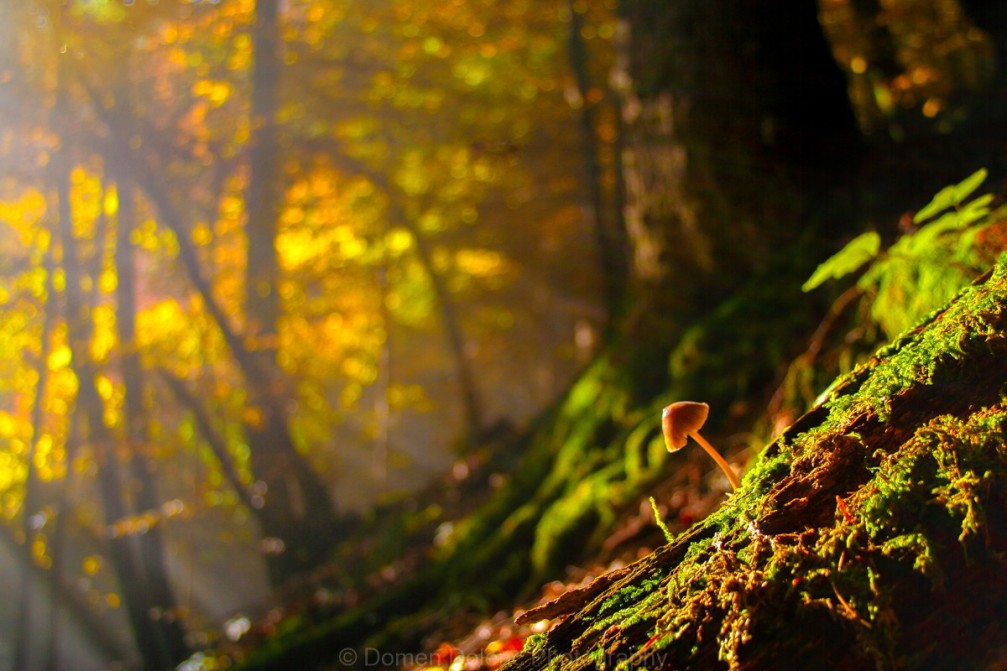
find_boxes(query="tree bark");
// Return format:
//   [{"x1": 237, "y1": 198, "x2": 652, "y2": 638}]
[
  {"x1": 488, "y1": 0, "x2": 864, "y2": 583},
  {"x1": 54, "y1": 154, "x2": 167, "y2": 671},
  {"x1": 504, "y1": 262, "x2": 1007, "y2": 671},
  {"x1": 14, "y1": 230, "x2": 56, "y2": 671},
  {"x1": 240, "y1": 0, "x2": 343, "y2": 583},
  {"x1": 245, "y1": 0, "x2": 281, "y2": 342},
  {"x1": 615, "y1": 0, "x2": 861, "y2": 330},
  {"x1": 568, "y1": 0, "x2": 628, "y2": 327},
  {"x1": 113, "y1": 181, "x2": 191, "y2": 666}
]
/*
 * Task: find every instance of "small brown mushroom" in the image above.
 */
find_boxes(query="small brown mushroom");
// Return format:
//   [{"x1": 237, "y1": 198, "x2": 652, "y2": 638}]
[{"x1": 662, "y1": 401, "x2": 741, "y2": 490}]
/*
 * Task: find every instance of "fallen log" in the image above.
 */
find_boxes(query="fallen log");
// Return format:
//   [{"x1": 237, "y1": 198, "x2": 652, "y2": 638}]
[{"x1": 504, "y1": 261, "x2": 1007, "y2": 671}]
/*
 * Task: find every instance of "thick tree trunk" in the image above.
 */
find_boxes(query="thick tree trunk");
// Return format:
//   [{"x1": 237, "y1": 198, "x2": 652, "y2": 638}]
[
  {"x1": 616, "y1": 0, "x2": 861, "y2": 330},
  {"x1": 504, "y1": 261, "x2": 1007, "y2": 671},
  {"x1": 469, "y1": 0, "x2": 864, "y2": 582}
]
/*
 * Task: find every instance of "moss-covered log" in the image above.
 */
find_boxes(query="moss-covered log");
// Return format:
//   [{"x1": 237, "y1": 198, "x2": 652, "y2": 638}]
[{"x1": 504, "y1": 260, "x2": 1007, "y2": 671}]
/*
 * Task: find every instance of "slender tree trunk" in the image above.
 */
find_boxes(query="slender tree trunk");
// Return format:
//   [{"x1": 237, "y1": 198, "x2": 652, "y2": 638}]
[
  {"x1": 374, "y1": 256, "x2": 392, "y2": 479},
  {"x1": 14, "y1": 243, "x2": 55, "y2": 671},
  {"x1": 322, "y1": 149, "x2": 486, "y2": 441},
  {"x1": 75, "y1": 70, "x2": 340, "y2": 585},
  {"x1": 114, "y1": 180, "x2": 191, "y2": 666},
  {"x1": 246, "y1": 0, "x2": 281, "y2": 342},
  {"x1": 406, "y1": 215, "x2": 485, "y2": 442},
  {"x1": 54, "y1": 160, "x2": 165, "y2": 671},
  {"x1": 158, "y1": 369, "x2": 256, "y2": 511},
  {"x1": 241, "y1": 0, "x2": 342, "y2": 584},
  {"x1": 568, "y1": 0, "x2": 628, "y2": 328},
  {"x1": 31, "y1": 14, "x2": 182, "y2": 666},
  {"x1": 43, "y1": 423, "x2": 70, "y2": 671}
]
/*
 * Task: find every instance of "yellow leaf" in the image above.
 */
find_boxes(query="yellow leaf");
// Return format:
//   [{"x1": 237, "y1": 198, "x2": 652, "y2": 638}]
[
  {"x1": 52, "y1": 268, "x2": 66, "y2": 293},
  {"x1": 0, "y1": 412, "x2": 17, "y2": 438},
  {"x1": 90, "y1": 304, "x2": 117, "y2": 363},
  {"x1": 192, "y1": 222, "x2": 214, "y2": 246},
  {"x1": 386, "y1": 228, "x2": 413, "y2": 253},
  {"x1": 242, "y1": 406, "x2": 264, "y2": 428},
  {"x1": 32, "y1": 535, "x2": 48, "y2": 564},
  {"x1": 99, "y1": 269, "x2": 117, "y2": 293},
  {"x1": 455, "y1": 248, "x2": 508, "y2": 277},
  {"x1": 82, "y1": 555, "x2": 102, "y2": 576},
  {"x1": 95, "y1": 374, "x2": 114, "y2": 401},
  {"x1": 103, "y1": 188, "x2": 119, "y2": 216},
  {"x1": 48, "y1": 345, "x2": 72, "y2": 370}
]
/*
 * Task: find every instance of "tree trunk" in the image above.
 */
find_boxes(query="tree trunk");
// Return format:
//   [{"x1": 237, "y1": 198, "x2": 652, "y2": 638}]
[
  {"x1": 78, "y1": 76, "x2": 342, "y2": 586},
  {"x1": 54, "y1": 155, "x2": 167, "y2": 671},
  {"x1": 568, "y1": 0, "x2": 628, "y2": 327},
  {"x1": 500, "y1": 0, "x2": 864, "y2": 584},
  {"x1": 14, "y1": 235, "x2": 56, "y2": 671},
  {"x1": 245, "y1": 0, "x2": 281, "y2": 342},
  {"x1": 504, "y1": 262, "x2": 1007, "y2": 671},
  {"x1": 616, "y1": 0, "x2": 860, "y2": 330},
  {"x1": 318, "y1": 144, "x2": 488, "y2": 442},
  {"x1": 97, "y1": 119, "x2": 342, "y2": 584},
  {"x1": 241, "y1": 0, "x2": 343, "y2": 584},
  {"x1": 114, "y1": 181, "x2": 191, "y2": 666}
]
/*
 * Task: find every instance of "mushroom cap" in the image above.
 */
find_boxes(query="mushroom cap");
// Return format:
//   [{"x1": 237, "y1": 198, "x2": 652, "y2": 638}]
[{"x1": 662, "y1": 401, "x2": 710, "y2": 451}]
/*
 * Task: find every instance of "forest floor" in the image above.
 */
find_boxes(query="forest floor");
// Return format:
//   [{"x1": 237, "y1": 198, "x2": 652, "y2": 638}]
[
  {"x1": 396, "y1": 466, "x2": 734, "y2": 671},
  {"x1": 216, "y1": 422, "x2": 741, "y2": 671},
  {"x1": 396, "y1": 438, "x2": 768, "y2": 670}
]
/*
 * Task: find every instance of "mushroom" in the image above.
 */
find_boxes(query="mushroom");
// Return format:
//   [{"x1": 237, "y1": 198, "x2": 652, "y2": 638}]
[{"x1": 662, "y1": 401, "x2": 741, "y2": 490}]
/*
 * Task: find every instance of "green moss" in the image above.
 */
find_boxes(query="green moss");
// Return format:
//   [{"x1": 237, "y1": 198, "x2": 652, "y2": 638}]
[
  {"x1": 599, "y1": 572, "x2": 666, "y2": 619},
  {"x1": 928, "y1": 410, "x2": 1007, "y2": 542},
  {"x1": 881, "y1": 533, "x2": 943, "y2": 583},
  {"x1": 522, "y1": 633, "x2": 548, "y2": 654}
]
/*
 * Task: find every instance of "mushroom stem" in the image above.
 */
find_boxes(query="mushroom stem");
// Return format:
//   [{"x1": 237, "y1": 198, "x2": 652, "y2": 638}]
[{"x1": 689, "y1": 431, "x2": 741, "y2": 490}]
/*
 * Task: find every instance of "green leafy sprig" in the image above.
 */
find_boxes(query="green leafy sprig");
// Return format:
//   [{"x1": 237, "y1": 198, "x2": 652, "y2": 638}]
[{"x1": 802, "y1": 168, "x2": 996, "y2": 338}]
